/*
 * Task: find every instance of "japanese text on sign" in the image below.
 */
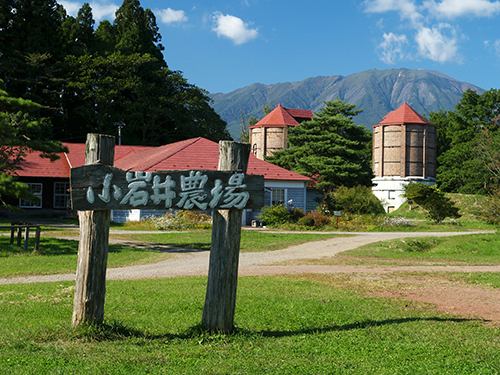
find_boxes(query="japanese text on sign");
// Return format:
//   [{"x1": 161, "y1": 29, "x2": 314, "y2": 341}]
[{"x1": 84, "y1": 170, "x2": 250, "y2": 210}]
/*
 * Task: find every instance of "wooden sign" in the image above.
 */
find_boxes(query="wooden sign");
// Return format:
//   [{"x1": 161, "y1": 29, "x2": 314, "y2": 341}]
[
  {"x1": 70, "y1": 164, "x2": 264, "y2": 211},
  {"x1": 333, "y1": 211, "x2": 342, "y2": 217}
]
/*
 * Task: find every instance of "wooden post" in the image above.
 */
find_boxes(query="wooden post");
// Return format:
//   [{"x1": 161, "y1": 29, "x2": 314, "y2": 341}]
[
  {"x1": 23, "y1": 226, "x2": 29, "y2": 251},
  {"x1": 34, "y1": 226, "x2": 41, "y2": 251},
  {"x1": 202, "y1": 141, "x2": 251, "y2": 333},
  {"x1": 16, "y1": 227, "x2": 22, "y2": 247},
  {"x1": 72, "y1": 134, "x2": 115, "y2": 327}
]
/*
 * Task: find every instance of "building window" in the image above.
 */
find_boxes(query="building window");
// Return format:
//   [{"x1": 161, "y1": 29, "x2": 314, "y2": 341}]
[
  {"x1": 252, "y1": 143, "x2": 258, "y2": 155},
  {"x1": 19, "y1": 183, "x2": 43, "y2": 208},
  {"x1": 388, "y1": 190, "x2": 396, "y2": 200},
  {"x1": 271, "y1": 188, "x2": 285, "y2": 206},
  {"x1": 54, "y1": 182, "x2": 70, "y2": 209}
]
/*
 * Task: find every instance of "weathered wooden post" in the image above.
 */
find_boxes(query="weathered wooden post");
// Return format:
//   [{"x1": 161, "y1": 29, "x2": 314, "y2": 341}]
[
  {"x1": 202, "y1": 141, "x2": 251, "y2": 333},
  {"x1": 72, "y1": 134, "x2": 115, "y2": 327}
]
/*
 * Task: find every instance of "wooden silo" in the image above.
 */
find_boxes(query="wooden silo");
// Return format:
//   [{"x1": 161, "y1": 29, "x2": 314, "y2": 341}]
[{"x1": 372, "y1": 103, "x2": 437, "y2": 212}]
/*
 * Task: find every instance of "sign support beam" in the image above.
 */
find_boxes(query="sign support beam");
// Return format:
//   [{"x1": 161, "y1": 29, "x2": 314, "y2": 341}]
[
  {"x1": 202, "y1": 141, "x2": 251, "y2": 333},
  {"x1": 72, "y1": 134, "x2": 114, "y2": 327}
]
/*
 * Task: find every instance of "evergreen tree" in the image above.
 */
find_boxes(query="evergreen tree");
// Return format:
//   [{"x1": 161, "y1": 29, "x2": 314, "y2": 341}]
[
  {"x1": 0, "y1": 80, "x2": 67, "y2": 210},
  {"x1": 403, "y1": 182, "x2": 461, "y2": 224},
  {"x1": 61, "y1": 0, "x2": 229, "y2": 143},
  {"x1": 0, "y1": 0, "x2": 65, "y2": 101},
  {"x1": 113, "y1": 0, "x2": 164, "y2": 61},
  {"x1": 61, "y1": 3, "x2": 96, "y2": 56},
  {"x1": 265, "y1": 100, "x2": 372, "y2": 193},
  {"x1": 1, "y1": 0, "x2": 229, "y2": 144}
]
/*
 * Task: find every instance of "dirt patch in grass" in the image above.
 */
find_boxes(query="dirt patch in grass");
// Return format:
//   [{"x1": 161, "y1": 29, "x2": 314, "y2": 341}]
[{"x1": 285, "y1": 272, "x2": 500, "y2": 327}]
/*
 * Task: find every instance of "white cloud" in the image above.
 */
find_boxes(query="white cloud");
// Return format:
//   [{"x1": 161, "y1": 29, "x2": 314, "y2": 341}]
[
  {"x1": 90, "y1": 2, "x2": 119, "y2": 21},
  {"x1": 363, "y1": 0, "x2": 488, "y2": 65},
  {"x1": 211, "y1": 12, "x2": 258, "y2": 45},
  {"x1": 423, "y1": 0, "x2": 500, "y2": 18},
  {"x1": 156, "y1": 8, "x2": 188, "y2": 24},
  {"x1": 379, "y1": 32, "x2": 409, "y2": 64},
  {"x1": 415, "y1": 24, "x2": 460, "y2": 62},
  {"x1": 59, "y1": 1, "x2": 119, "y2": 21},
  {"x1": 59, "y1": 1, "x2": 81, "y2": 17},
  {"x1": 486, "y1": 39, "x2": 500, "y2": 57},
  {"x1": 363, "y1": 0, "x2": 423, "y2": 26},
  {"x1": 495, "y1": 40, "x2": 500, "y2": 56}
]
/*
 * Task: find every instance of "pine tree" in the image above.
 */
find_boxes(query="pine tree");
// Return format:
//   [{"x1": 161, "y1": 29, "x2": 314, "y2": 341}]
[
  {"x1": 266, "y1": 100, "x2": 372, "y2": 193},
  {"x1": 0, "y1": 80, "x2": 67, "y2": 210}
]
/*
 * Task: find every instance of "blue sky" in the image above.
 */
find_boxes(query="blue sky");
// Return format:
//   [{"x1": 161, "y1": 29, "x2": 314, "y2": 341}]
[{"x1": 60, "y1": 0, "x2": 500, "y2": 94}]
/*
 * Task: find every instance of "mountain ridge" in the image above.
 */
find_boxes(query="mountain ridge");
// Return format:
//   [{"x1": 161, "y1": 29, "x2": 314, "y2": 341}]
[{"x1": 209, "y1": 68, "x2": 484, "y2": 139}]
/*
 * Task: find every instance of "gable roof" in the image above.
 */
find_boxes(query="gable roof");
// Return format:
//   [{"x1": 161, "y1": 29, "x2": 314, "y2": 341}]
[
  {"x1": 17, "y1": 137, "x2": 311, "y2": 182},
  {"x1": 249, "y1": 104, "x2": 314, "y2": 129},
  {"x1": 374, "y1": 102, "x2": 433, "y2": 127}
]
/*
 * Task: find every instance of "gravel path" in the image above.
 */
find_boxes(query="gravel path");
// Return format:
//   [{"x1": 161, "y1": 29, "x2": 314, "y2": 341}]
[{"x1": 1, "y1": 230, "x2": 495, "y2": 285}]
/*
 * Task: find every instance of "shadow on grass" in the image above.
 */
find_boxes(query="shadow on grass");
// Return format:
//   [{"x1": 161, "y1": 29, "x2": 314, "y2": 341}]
[
  {"x1": 256, "y1": 316, "x2": 480, "y2": 338},
  {"x1": 66, "y1": 316, "x2": 482, "y2": 343}
]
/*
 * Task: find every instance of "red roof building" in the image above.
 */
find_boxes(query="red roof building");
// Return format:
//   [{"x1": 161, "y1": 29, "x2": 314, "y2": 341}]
[
  {"x1": 12, "y1": 137, "x2": 311, "y2": 222},
  {"x1": 249, "y1": 104, "x2": 313, "y2": 160}
]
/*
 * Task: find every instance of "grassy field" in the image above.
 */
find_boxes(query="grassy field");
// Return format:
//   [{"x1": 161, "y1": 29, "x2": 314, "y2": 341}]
[
  {"x1": 1, "y1": 276, "x2": 500, "y2": 374},
  {"x1": 1, "y1": 207, "x2": 499, "y2": 373}
]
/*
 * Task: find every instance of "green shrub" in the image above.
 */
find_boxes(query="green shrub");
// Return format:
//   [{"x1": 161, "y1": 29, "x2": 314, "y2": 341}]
[
  {"x1": 323, "y1": 185, "x2": 385, "y2": 215},
  {"x1": 306, "y1": 210, "x2": 331, "y2": 227},
  {"x1": 257, "y1": 205, "x2": 303, "y2": 226},
  {"x1": 480, "y1": 187, "x2": 500, "y2": 225},
  {"x1": 290, "y1": 207, "x2": 305, "y2": 221},
  {"x1": 404, "y1": 182, "x2": 461, "y2": 224},
  {"x1": 297, "y1": 215, "x2": 315, "y2": 227}
]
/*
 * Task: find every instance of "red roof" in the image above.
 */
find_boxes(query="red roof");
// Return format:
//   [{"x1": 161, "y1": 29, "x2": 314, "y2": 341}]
[
  {"x1": 373, "y1": 102, "x2": 434, "y2": 127},
  {"x1": 249, "y1": 104, "x2": 313, "y2": 129},
  {"x1": 16, "y1": 149, "x2": 70, "y2": 178},
  {"x1": 17, "y1": 137, "x2": 311, "y2": 182}
]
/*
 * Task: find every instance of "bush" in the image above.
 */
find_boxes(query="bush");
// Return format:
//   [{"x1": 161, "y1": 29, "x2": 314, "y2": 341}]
[
  {"x1": 257, "y1": 205, "x2": 293, "y2": 226},
  {"x1": 305, "y1": 210, "x2": 331, "y2": 227},
  {"x1": 480, "y1": 187, "x2": 500, "y2": 225},
  {"x1": 323, "y1": 185, "x2": 385, "y2": 216},
  {"x1": 257, "y1": 205, "x2": 305, "y2": 226},
  {"x1": 290, "y1": 207, "x2": 305, "y2": 222},
  {"x1": 297, "y1": 215, "x2": 315, "y2": 227},
  {"x1": 404, "y1": 182, "x2": 461, "y2": 224},
  {"x1": 148, "y1": 210, "x2": 212, "y2": 230}
]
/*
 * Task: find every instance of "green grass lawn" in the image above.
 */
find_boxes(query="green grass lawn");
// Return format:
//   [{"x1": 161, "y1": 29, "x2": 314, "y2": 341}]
[
  {"x1": 0, "y1": 237, "x2": 170, "y2": 278},
  {"x1": 1, "y1": 276, "x2": 499, "y2": 374}
]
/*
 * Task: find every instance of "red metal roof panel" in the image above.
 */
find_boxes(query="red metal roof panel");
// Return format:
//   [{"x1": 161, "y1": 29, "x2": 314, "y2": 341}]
[{"x1": 374, "y1": 102, "x2": 433, "y2": 127}]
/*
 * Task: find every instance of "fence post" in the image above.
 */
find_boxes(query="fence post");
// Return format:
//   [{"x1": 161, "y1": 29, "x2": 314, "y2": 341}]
[
  {"x1": 72, "y1": 134, "x2": 115, "y2": 327},
  {"x1": 23, "y1": 226, "x2": 29, "y2": 251},
  {"x1": 202, "y1": 141, "x2": 251, "y2": 333},
  {"x1": 34, "y1": 226, "x2": 41, "y2": 251}
]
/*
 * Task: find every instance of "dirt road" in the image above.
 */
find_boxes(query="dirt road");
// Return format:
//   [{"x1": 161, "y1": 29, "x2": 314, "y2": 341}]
[{"x1": 1, "y1": 230, "x2": 496, "y2": 284}]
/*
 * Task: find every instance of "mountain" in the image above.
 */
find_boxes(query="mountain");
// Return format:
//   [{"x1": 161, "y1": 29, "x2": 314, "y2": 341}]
[{"x1": 209, "y1": 68, "x2": 484, "y2": 139}]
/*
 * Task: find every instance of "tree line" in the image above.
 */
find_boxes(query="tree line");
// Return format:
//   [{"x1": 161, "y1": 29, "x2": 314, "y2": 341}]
[{"x1": 0, "y1": 0, "x2": 230, "y2": 146}]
